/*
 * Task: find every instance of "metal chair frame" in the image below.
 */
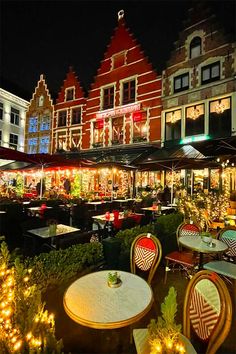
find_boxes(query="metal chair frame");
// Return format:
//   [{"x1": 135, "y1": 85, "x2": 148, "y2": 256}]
[{"x1": 183, "y1": 270, "x2": 232, "y2": 354}]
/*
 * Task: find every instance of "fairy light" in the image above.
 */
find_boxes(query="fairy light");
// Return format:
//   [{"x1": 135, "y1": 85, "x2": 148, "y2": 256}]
[{"x1": 0, "y1": 243, "x2": 59, "y2": 352}]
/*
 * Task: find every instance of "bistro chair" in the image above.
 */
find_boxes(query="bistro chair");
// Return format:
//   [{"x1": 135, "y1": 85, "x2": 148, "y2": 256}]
[
  {"x1": 217, "y1": 226, "x2": 236, "y2": 262},
  {"x1": 130, "y1": 233, "x2": 162, "y2": 285},
  {"x1": 183, "y1": 270, "x2": 232, "y2": 354},
  {"x1": 164, "y1": 222, "x2": 201, "y2": 284}
]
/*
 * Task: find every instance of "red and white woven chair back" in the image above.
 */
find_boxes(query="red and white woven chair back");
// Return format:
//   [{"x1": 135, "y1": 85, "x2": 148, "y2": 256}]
[
  {"x1": 134, "y1": 237, "x2": 157, "y2": 271},
  {"x1": 189, "y1": 279, "x2": 220, "y2": 340},
  {"x1": 179, "y1": 223, "x2": 200, "y2": 238}
]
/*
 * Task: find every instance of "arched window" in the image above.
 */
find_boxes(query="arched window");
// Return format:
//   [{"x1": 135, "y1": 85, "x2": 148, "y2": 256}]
[{"x1": 190, "y1": 37, "x2": 201, "y2": 59}]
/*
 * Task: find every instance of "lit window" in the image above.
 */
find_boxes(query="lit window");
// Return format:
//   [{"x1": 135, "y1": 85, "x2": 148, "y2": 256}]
[
  {"x1": 190, "y1": 37, "x2": 201, "y2": 59},
  {"x1": 132, "y1": 112, "x2": 147, "y2": 143},
  {"x1": 66, "y1": 88, "x2": 74, "y2": 101},
  {"x1": 112, "y1": 117, "x2": 123, "y2": 145},
  {"x1": 9, "y1": 133, "x2": 18, "y2": 149},
  {"x1": 122, "y1": 79, "x2": 136, "y2": 105},
  {"x1": 72, "y1": 108, "x2": 81, "y2": 125},
  {"x1": 39, "y1": 136, "x2": 49, "y2": 153},
  {"x1": 71, "y1": 130, "x2": 81, "y2": 149},
  {"x1": 10, "y1": 107, "x2": 20, "y2": 125},
  {"x1": 58, "y1": 111, "x2": 67, "y2": 127},
  {"x1": 28, "y1": 138, "x2": 38, "y2": 154},
  {"x1": 0, "y1": 102, "x2": 3, "y2": 120},
  {"x1": 57, "y1": 132, "x2": 67, "y2": 151},
  {"x1": 40, "y1": 115, "x2": 50, "y2": 131},
  {"x1": 174, "y1": 73, "x2": 189, "y2": 93},
  {"x1": 38, "y1": 95, "x2": 44, "y2": 107},
  {"x1": 201, "y1": 62, "x2": 220, "y2": 85},
  {"x1": 29, "y1": 117, "x2": 38, "y2": 133},
  {"x1": 102, "y1": 86, "x2": 114, "y2": 110},
  {"x1": 93, "y1": 120, "x2": 104, "y2": 146},
  {"x1": 165, "y1": 110, "x2": 182, "y2": 141},
  {"x1": 185, "y1": 104, "x2": 205, "y2": 136},
  {"x1": 209, "y1": 97, "x2": 231, "y2": 138}
]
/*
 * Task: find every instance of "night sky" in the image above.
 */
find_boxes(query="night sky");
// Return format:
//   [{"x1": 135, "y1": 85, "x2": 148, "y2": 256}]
[{"x1": 0, "y1": 0, "x2": 235, "y2": 101}]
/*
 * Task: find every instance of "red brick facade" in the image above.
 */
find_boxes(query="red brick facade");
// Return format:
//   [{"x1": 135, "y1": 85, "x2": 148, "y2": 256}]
[
  {"x1": 52, "y1": 67, "x2": 86, "y2": 153},
  {"x1": 83, "y1": 13, "x2": 162, "y2": 149}
]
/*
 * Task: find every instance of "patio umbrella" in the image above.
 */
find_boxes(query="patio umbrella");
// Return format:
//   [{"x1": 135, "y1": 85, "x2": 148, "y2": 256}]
[{"x1": 137, "y1": 145, "x2": 213, "y2": 203}]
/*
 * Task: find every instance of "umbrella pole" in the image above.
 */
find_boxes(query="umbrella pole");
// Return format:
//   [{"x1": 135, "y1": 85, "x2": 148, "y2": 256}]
[
  {"x1": 171, "y1": 166, "x2": 174, "y2": 204},
  {"x1": 40, "y1": 165, "x2": 44, "y2": 199}
]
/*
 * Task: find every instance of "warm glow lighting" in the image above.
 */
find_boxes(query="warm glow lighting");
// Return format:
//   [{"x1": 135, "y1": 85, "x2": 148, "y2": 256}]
[
  {"x1": 189, "y1": 106, "x2": 200, "y2": 120},
  {"x1": 215, "y1": 100, "x2": 225, "y2": 114}
]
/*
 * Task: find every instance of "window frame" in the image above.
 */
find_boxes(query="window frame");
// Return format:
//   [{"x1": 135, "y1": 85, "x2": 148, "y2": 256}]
[
  {"x1": 102, "y1": 85, "x2": 115, "y2": 110},
  {"x1": 71, "y1": 107, "x2": 82, "y2": 125},
  {"x1": 201, "y1": 61, "x2": 220, "y2": 85},
  {"x1": 190, "y1": 36, "x2": 202, "y2": 59},
  {"x1": 9, "y1": 133, "x2": 18, "y2": 149},
  {"x1": 58, "y1": 110, "x2": 67, "y2": 127},
  {"x1": 65, "y1": 87, "x2": 75, "y2": 102},
  {"x1": 10, "y1": 107, "x2": 20, "y2": 126},
  {"x1": 174, "y1": 73, "x2": 189, "y2": 93},
  {"x1": 0, "y1": 102, "x2": 3, "y2": 120},
  {"x1": 28, "y1": 138, "x2": 38, "y2": 154},
  {"x1": 122, "y1": 78, "x2": 136, "y2": 105}
]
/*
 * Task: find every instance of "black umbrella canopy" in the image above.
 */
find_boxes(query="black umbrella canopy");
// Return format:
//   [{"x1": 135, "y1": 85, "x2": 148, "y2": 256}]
[
  {"x1": 137, "y1": 144, "x2": 211, "y2": 171},
  {"x1": 0, "y1": 147, "x2": 95, "y2": 169}
]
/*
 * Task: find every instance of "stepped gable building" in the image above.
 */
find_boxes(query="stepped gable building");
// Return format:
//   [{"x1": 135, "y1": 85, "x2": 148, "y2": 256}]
[
  {"x1": 24, "y1": 74, "x2": 53, "y2": 154},
  {"x1": 161, "y1": 3, "x2": 236, "y2": 149},
  {"x1": 82, "y1": 10, "x2": 162, "y2": 157},
  {"x1": 0, "y1": 88, "x2": 29, "y2": 152},
  {"x1": 52, "y1": 67, "x2": 86, "y2": 153}
]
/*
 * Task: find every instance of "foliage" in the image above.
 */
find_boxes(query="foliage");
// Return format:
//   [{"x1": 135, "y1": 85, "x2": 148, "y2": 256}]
[
  {"x1": 115, "y1": 224, "x2": 155, "y2": 252},
  {"x1": 148, "y1": 287, "x2": 183, "y2": 354},
  {"x1": 0, "y1": 242, "x2": 63, "y2": 353},
  {"x1": 24, "y1": 242, "x2": 103, "y2": 292},
  {"x1": 15, "y1": 174, "x2": 24, "y2": 198},
  {"x1": 71, "y1": 173, "x2": 81, "y2": 197},
  {"x1": 178, "y1": 192, "x2": 229, "y2": 228},
  {"x1": 107, "y1": 271, "x2": 120, "y2": 284},
  {"x1": 154, "y1": 213, "x2": 184, "y2": 237}
]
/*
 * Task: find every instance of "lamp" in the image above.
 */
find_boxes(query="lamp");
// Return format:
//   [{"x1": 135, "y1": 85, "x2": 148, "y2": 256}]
[{"x1": 170, "y1": 112, "x2": 178, "y2": 124}]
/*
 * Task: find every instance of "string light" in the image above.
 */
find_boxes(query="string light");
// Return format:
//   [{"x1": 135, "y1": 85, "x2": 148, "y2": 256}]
[
  {"x1": 215, "y1": 100, "x2": 225, "y2": 114},
  {"x1": 189, "y1": 106, "x2": 200, "y2": 120}
]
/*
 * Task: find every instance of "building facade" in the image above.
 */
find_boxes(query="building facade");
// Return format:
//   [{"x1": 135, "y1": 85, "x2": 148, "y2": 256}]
[
  {"x1": 161, "y1": 4, "x2": 236, "y2": 148},
  {"x1": 82, "y1": 10, "x2": 162, "y2": 150},
  {"x1": 0, "y1": 88, "x2": 29, "y2": 152},
  {"x1": 52, "y1": 67, "x2": 86, "y2": 153},
  {"x1": 24, "y1": 75, "x2": 53, "y2": 154}
]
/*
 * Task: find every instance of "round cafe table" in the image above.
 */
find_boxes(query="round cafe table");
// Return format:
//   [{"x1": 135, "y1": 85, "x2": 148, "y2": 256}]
[
  {"x1": 63, "y1": 270, "x2": 153, "y2": 329},
  {"x1": 179, "y1": 235, "x2": 228, "y2": 269}
]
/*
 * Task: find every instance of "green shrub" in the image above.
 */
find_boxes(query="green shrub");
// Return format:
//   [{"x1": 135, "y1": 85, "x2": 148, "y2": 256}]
[
  {"x1": 115, "y1": 224, "x2": 155, "y2": 252},
  {"x1": 24, "y1": 242, "x2": 103, "y2": 292},
  {"x1": 154, "y1": 212, "x2": 184, "y2": 257}
]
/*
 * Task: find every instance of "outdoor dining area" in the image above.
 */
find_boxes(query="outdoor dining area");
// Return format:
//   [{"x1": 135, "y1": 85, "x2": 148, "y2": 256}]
[{"x1": 0, "y1": 143, "x2": 236, "y2": 354}]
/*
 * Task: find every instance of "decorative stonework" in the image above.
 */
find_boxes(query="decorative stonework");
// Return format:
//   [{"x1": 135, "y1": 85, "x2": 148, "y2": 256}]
[
  {"x1": 188, "y1": 92, "x2": 200, "y2": 103},
  {"x1": 212, "y1": 84, "x2": 227, "y2": 96},
  {"x1": 166, "y1": 98, "x2": 178, "y2": 108}
]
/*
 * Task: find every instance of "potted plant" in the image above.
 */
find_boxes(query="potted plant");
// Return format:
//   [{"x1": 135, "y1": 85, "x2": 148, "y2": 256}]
[
  {"x1": 107, "y1": 272, "x2": 122, "y2": 288},
  {"x1": 230, "y1": 191, "x2": 236, "y2": 209}
]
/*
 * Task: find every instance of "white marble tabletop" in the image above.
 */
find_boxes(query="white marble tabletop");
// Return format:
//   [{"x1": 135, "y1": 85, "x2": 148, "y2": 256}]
[
  {"x1": 64, "y1": 270, "x2": 153, "y2": 329},
  {"x1": 27, "y1": 206, "x2": 53, "y2": 211},
  {"x1": 179, "y1": 235, "x2": 228, "y2": 254},
  {"x1": 28, "y1": 224, "x2": 80, "y2": 238},
  {"x1": 141, "y1": 206, "x2": 173, "y2": 211},
  {"x1": 114, "y1": 198, "x2": 135, "y2": 203},
  {"x1": 92, "y1": 212, "x2": 143, "y2": 222}
]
